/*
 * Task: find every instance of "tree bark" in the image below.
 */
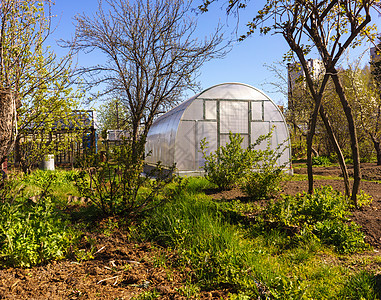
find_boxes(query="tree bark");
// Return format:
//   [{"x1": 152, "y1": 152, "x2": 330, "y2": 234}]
[
  {"x1": 372, "y1": 139, "x2": 381, "y2": 166},
  {"x1": 0, "y1": 90, "x2": 16, "y2": 165}
]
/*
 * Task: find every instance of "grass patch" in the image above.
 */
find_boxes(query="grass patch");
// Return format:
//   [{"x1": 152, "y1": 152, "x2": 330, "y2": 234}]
[
  {"x1": 139, "y1": 177, "x2": 378, "y2": 298},
  {"x1": 3, "y1": 172, "x2": 380, "y2": 299}
]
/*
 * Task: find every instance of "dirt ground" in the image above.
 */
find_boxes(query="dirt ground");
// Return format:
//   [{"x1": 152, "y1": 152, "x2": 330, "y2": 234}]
[{"x1": 1, "y1": 163, "x2": 381, "y2": 299}]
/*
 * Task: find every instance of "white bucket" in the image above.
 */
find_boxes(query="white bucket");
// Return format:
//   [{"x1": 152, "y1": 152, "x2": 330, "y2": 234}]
[{"x1": 41, "y1": 154, "x2": 55, "y2": 171}]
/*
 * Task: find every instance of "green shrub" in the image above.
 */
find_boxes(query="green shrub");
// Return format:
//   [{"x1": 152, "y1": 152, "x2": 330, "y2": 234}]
[
  {"x1": 201, "y1": 129, "x2": 287, "y2": 198},
  {"x1": 241, "y1": 133, "x2": 286, "y2": 200},
  {"x1": 242, "y1": 170, "x2": 283, "y2": 200},
  {"x1": 0, "y1": 196, "x2": 80, "y2": 267},
  {"x1": 311, "y1": 156, "x2": 331, "y2": 166},
  {"x1": 75, "y1": 139, "x2": 175, "y2": 216},
  {"x1": 243, "y1": 129, "x2": 287, "y2": 200},
  {"x1": 200, "y1": 132, "x2": 250, "y2": 190},
  {"x1": 259, "y1": 186, "x2": 369, "y2": 253}
]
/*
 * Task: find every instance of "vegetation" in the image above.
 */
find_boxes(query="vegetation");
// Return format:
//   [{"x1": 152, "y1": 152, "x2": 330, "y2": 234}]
[
  {"x1": 75, "y1": 140, "x2": 175, "y2": 217},
  {"x1": 200, "y1": 130, "x2": 286, "y2": 200},
  {"x1": 0, "y1": 163, "x2": 379, "y2": 298},
  {"x1": 1, "y1": 0, "x2": 381, "y2": 298},
  {"x1": 260, "y1": 186, "x2": 370, "y2": 254},
  {"x1": 140, "y1": 177, "x2": 378, "y2": 299},
  {"x1": 200, "y1": 132, "x2": 251, "y2": 190},
  {"x1": 0, "y1": 172, "x2": 80, "y2": 268}
]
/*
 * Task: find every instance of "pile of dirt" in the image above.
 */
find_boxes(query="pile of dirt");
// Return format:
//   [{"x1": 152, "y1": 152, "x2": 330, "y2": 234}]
[{"x1": 0, "y1": 230, "x2": 229, "y2": 299}]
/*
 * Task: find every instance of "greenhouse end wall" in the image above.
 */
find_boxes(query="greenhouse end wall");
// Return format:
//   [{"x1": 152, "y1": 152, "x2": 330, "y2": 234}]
[{"x1": 145, "y1": 83, "x2": 292, "y2": 176}]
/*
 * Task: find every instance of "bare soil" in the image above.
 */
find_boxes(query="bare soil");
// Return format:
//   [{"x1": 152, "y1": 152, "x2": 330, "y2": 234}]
[{"x1": 1, "y1": 163, "x2": 381, "y2": 299}]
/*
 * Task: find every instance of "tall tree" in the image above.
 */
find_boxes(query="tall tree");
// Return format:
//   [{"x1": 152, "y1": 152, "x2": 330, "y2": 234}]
[
  {"x1": 0, "y1": 0, "x2": 80, "y2": 169},
  {"x1": 201, "y1": 0, "x2": 378, "y2": 205},
  {"x1": 67, "y1": 0, "x2": 225, "y2": 161}
]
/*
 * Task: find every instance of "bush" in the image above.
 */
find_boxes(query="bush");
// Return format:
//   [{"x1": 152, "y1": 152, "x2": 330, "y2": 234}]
[
  {"x1": 241, "y1": 133, "x2": 286, "y2": 200},
  {"x1": 311, "y1": 156, "x2": 331, "y2": 166},
  {"x1": 259, "y1": 186, "x2": 370, "y2": 253},
  {"x1": 200, "y1": 129, "x2": 287, "y2": 198},
  {"x1": 0, "y1": 177, "x2": 80, "y2": 267},
  {"x1": 200, "y1": 132, "x2": 250, "y2": 190},
  {"x1": 75, "y1": 139, "x2": 175, "y2": 217}
]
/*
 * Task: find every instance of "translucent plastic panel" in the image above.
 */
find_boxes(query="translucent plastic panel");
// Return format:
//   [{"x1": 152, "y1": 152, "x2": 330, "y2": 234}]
[
  {"x1": 271, "y1": 121, "x2": 291, "y2": 167},
  {"x1": 264, "y1": 101, "x2": 284, "y2": 122},
  {"x1": 201, "y1": 83, "x2": 268, "y2": 100},
  {"x1": 251, "y1": 121, "x2": 270, "y2": 150},
  {"x1": 197, "y1": 121, "x2": 217, "y2": 168},
  {"x1": 175, "y1": 120, "x2": 196, "y2": 171},
  {"x1": 220, "y1": 101, "x2": 248, "y2": 134},
  {"x1": 182, "y1": 99, "x2": 203, "y2": 120},
  {"x1": 220, "y1": 134, "x2": 249, "y2": 149},
  {"x1": 205, "y1": 100, "x2": 217, "y2": 120},
  {"x1": 251, "y1": 101, "x2": 263, "y2": 121}
]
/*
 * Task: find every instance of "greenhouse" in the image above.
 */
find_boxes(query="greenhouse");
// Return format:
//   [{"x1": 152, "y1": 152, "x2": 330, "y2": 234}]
[{"x1": 145, "y1": 83, "x2": 292, "y2": 176}]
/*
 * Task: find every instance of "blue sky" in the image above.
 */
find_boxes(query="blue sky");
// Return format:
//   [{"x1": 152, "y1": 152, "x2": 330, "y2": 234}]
[{"x1": 48, "y1": 0, "x2": 380, "y2": 107}]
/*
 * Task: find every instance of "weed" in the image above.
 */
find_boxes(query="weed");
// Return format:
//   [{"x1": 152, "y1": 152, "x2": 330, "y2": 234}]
[
  {"x1": 339, "y1": 271, "x2": 381, "y2": 299},
  {"x1": 176, "y1": 283, "x2": 200, "y2": 298},
  {"x1": 314, "y1": 220, "x2": 370, "y2": 253},
  {"x1": 356, "y1": 190, "x2": 373, "y2": 208},
  {"x1": 0, "y1": 196, "x2": 80, "y2": 267},
  {"x1": 258, "y1": 186, "x2": 370, "y2": 253},
  {"x1": 312, "y1": 156, "x2": 332, "y2": 166}
]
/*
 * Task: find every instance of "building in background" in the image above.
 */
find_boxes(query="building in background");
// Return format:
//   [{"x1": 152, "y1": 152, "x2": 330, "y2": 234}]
[{"x1": 287, "y1": 59, "x2": 325, "y2": 108}]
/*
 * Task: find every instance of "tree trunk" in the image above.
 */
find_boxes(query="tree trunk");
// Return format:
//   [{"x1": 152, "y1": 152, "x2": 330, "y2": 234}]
[
  {"x1": 319, "y1": 105, "x2": 350, "y2": 196},
  {"x1": 0, "y1": 90, "x2": 16, "y2": 165},
  {"x1": 330, "y1": 71, "x2": 361, "y2": 206},
  {"x1": 372, "y1": 139, "x2": 381, "y2": 166}
]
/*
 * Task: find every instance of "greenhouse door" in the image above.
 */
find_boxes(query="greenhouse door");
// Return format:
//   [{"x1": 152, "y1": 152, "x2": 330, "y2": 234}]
[{"x1": 219, "y1": 101, "x2": 249, "y2": 148}]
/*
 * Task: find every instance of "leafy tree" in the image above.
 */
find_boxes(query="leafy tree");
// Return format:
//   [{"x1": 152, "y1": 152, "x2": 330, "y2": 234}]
[
  {"x1": 0, "y1": 0, "x2": 83, "y2": 171},
  {"x1": 96, "y1": 98, "x2": 130, "y2": 139},
  {"x1": 200, "y1": 0, "x2": 379, "y2": 206},
  {"x1": 67, "y1": 0, "x2": 225, "y2": 163}
]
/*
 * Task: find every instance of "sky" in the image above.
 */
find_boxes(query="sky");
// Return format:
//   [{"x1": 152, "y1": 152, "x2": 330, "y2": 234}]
[{"x1": 47, "y1": 0, "x2": 380, "y2": 108}]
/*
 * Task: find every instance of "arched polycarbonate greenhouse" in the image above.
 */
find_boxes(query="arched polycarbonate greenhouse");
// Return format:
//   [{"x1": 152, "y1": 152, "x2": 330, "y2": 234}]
[{"x1": 145, "y1": 83, "x2": 292, "y2": 176}]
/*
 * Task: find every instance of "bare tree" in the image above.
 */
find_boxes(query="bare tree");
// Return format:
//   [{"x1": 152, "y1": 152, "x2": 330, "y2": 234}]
[{"x1": 67, "y1": 0, "x2": 225, "y2": 161}]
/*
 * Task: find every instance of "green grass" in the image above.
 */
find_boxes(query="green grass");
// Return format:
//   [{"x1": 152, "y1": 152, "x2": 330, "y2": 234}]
[
  {"x1": 3, "y1": 172, "x2": 380, "y2": 298},
  {"x1": 139, "y1": 177, "x2": 380, "y2": 299},
  {"x1": 22, "y1": 169, "x2": 81, "y2": 204}
]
